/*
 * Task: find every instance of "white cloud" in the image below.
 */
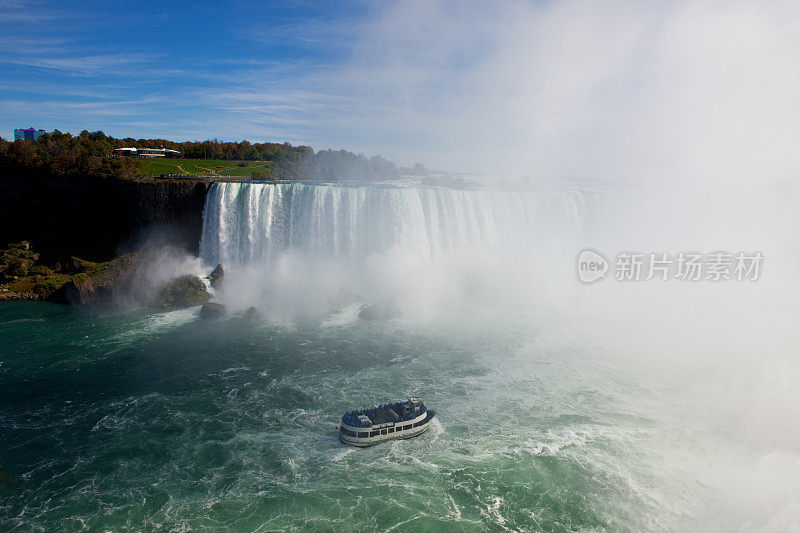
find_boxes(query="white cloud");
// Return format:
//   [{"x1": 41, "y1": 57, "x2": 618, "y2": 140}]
[
  {"x1": 309, "y1": 0, "x2": 800, "y2": 180},
  {"x1": 175, "y1": 0, "x2": 800, "y2": 177},
  {"x1": 0, "y1": 0, "x2": 60, "y2": 23},
  {"x1": 0, "y1": 53, "x2": 158, "y2": 76},
  {"x1": 5, "y1": 0, "x2": 800, "y2": 178}
]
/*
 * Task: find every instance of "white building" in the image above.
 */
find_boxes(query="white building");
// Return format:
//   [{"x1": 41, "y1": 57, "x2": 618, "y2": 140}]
[{"x1": 113, "y1": 147, "x2": 180, "y2": 158}]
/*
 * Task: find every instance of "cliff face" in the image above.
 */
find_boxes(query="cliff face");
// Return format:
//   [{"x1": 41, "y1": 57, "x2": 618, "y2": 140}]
[{"x1": 0, "y1": 174, "x2": 210, "y2": 262}]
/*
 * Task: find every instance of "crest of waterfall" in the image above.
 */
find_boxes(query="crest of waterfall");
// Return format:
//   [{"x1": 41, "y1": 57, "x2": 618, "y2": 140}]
[
  {"x1": 198, "y1": 181, "x2": 601, "y2": 315},
  {"x1": 200, "y1": 181, "x2": 591, "y2": 267}
]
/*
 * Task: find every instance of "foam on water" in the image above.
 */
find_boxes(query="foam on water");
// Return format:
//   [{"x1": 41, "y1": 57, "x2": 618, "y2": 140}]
[
  {"x1": 3, "y1": 178, "x2": 799, "y2": 530},
  {"x1": 5, "y1": 305, "x2": 697, "y2": 530},
  {"x1": 198, "y1": 181, "x2": 595, "y2": 318}
]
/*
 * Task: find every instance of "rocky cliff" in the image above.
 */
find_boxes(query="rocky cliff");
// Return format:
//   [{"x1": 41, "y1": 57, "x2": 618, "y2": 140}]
[{"x1": 0, "y1": 174, "x2": 210, "y2": 262}]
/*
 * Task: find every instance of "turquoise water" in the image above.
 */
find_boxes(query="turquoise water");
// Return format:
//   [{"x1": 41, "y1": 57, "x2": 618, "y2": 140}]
[
  {"x1": 3, "y1": 182, "x2": 792, "y2": 531},
  {"x1": 0, "y1": 301, "x2": 707, "y2": 531}
]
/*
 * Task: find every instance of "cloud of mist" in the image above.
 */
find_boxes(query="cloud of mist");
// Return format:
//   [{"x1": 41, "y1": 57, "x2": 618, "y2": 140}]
[
  {"x1": 301, "y1": 4, "x2": 800, "y2": 527},
  {"x1": 157, "y1": 3, "x2": 800, "y2": 528},
  {"x1": 329, "y1": 0, "x2": 800, "y2": 185}
]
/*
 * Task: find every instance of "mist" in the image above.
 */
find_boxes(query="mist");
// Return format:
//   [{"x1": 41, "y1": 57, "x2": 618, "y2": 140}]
[
  {"x1": 2, "y1": 1, "x2": 800, "y2": 529},
  {"x1": 173, "y1": 3, "x2": 800, "y2": 529},
  {"x1": 188, "y1": 175, "x2": 799, "y2": 528},
  {"x1": 313, "y1": 1, "x2": 797, "y2": 188}
]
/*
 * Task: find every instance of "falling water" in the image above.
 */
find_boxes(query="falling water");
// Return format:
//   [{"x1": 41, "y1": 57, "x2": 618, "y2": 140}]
[
  {"x1": 4, "y1": 180, "x2": 799, "y2": 531},
  {"x1": 199, "y1": 181, "x2": 589, "y2": 266}
]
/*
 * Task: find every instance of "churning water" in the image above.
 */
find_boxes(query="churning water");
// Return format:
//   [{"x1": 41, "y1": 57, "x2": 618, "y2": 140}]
[
  {"x1": 2, "y1": 181, "x2": 798, "y2": 531},
  {"x1": 197, "y1": 181, "x2": 598, "y2": 318}
]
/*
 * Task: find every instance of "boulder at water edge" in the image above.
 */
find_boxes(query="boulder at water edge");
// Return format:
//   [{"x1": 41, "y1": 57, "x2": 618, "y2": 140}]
[
  {"x1": 199, "y1": 302, "x2": 227, "y2": 319},
  {"x1": 149, "y1": 275, "x2": 210, "y2": 308},
  {"x1": 207, "y1": 264, "x2": 224, "y2": 288}
]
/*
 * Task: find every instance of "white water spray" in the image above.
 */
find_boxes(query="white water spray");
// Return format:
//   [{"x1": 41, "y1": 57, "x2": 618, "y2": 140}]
[
  {"x1": 200, "y1": 181, "x2": 589, "y2": 264},
  {"x1": 199, "y1": 181, "x2": 595, "y2": 316}
]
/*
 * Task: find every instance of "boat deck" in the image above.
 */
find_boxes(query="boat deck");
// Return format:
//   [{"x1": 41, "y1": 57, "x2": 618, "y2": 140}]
[{"x1": 341, "y1": 399, "x2": 424, "y2": 428}]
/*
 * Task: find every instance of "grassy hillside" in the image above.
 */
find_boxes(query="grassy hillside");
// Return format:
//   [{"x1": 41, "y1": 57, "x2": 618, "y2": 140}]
[
  {"x1": 1, "y1": 131, "x2": 405, "y2": 181},
  {"x1": 139, "y1": 158, "x2": 272, "y2": 178}
]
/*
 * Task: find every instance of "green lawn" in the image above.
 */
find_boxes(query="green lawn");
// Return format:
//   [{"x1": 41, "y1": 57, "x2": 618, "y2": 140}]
[{"x1": 139, "y1": 158, "x2": 272, "y2": 178}]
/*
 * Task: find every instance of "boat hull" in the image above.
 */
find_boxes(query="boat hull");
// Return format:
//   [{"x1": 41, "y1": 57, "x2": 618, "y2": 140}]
[{"x1": 339, "y1": 412, "x2": 435, "y2": 447}]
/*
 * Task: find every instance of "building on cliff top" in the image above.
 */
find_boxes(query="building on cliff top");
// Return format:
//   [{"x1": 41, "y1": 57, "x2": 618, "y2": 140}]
[{"x1": 113, "y1": 147, "x2": 181, "y2": 158}]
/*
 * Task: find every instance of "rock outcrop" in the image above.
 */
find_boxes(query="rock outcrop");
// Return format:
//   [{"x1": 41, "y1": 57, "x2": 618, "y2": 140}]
[
  {"x1": 207, "y1": 264, "x2": 224, "y2": 288},
  {"x1": 149, "y1": 275, "x2": 210, "y2": 309},
  {"x1": 57, "y1": 253, "x2": 138, "y2": 306},
  {"x1": 241, "y1": 306, "x2": 260, "y2": 319},
  {"x1": 0, "y1": 242, "x2": 72, "y2": 301},
  {"x1": 0, "y1": 242, "x2": 39, "y2": 281},
  {"x1": 0, "y1": 174, "x2": 210, "y2": 263},
  {"x1": 199, "y1": 302, "x2": 226, "y2": 319},
  {"x1": 234, "y1": 306, "x2": 260, "y2": 321}
]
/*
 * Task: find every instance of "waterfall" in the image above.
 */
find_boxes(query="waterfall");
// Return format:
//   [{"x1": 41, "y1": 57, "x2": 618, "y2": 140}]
[{"x1": 199, "y1": 181, "x2": 589, "y2": 267}]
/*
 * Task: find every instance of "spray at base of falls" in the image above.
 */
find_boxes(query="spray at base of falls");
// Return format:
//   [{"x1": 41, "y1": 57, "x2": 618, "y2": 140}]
[{"x1": 198, "y1": 181, "x2": 592, "y2": 316}]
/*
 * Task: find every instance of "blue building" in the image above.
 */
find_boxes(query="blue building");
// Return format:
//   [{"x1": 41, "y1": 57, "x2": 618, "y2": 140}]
[{"x1": 14, "y1": 128, "x2": 46, "y2": 141}]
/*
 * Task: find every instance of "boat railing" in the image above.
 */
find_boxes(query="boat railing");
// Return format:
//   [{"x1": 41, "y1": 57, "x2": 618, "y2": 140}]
[{"x1": 341, "y1": 401, "x2": 427, "y2": 428}]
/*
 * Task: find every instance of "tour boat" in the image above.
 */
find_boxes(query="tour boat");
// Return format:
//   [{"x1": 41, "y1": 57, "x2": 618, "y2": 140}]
[{"x1": 339, "y1": 397, "x2": 435, "y2": 447}]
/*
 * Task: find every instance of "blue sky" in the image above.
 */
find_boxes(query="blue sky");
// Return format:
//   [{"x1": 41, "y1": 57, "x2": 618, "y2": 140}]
[
  {"x1": 2, "y1": 1, "x2": 799, "y2": 176},
  {"x1": 0, "y1": 1, "x2": 377, "y2": 149}
]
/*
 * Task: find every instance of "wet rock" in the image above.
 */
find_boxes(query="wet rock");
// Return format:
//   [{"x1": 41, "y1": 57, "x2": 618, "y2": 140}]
[
  {"x1": 199, "y1": 302, "x2": 226, "y2": 320},
  {"x1": 68, "y1": 256, "x2": 103, "y2": 274},
  {"x1": 0, "y1": 242, "x2": 40, "y2": 281},
  {"x1": 240, "y1": 306, "x2": 260, "y2": 320},
  {"x1": 57, "y1": 253, "x2": 138, "y2": 306},
  {"x1": 149, "y1": 275, "x2": 210, "y2": 308},
  {"x1": 5, "y1": 257, "x2": 32, "y2": 277},
  {"x1": 232, "y1": 306, "x2": 260, "y2": 320},
  {"x1": 207, "y1": 264, "x2": 224, "y2": 288},
  {"x1": 0, "y1": 174, "x2": 210, "y2": 262},
  {"x1": 0, "y1": 242, "x2": 69, "y2": 300},
  {"x1": 60, "y1": 274, "x2": 94, "y2": 305}
]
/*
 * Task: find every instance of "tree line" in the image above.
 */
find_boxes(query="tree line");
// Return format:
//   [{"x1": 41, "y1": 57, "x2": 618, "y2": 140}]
[
  {"x1": 0, "y1": 130, "x2": 425, "y2": 181},
  {"x1": 0, "y1": 130, "x2": 140, "y2": 179}
]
